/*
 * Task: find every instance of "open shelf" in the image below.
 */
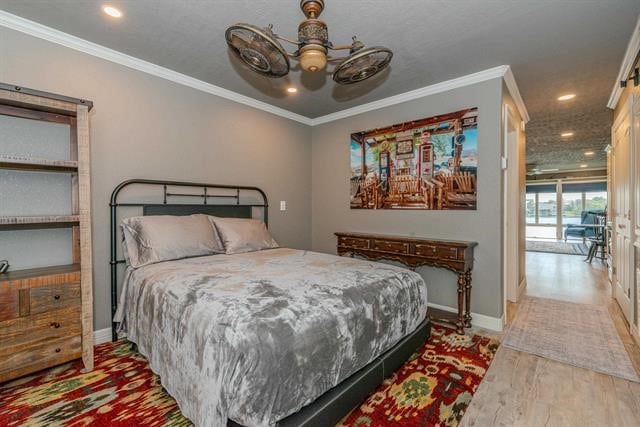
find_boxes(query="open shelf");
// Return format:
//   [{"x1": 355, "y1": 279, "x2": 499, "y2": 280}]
[
  {"x1": 0, "y1": 215, "x2": 80, "y2": 230},
  {"x1": 0, "y1": 155, "x2": 78, "y2": 173},
  {"x1": 0, "y1": 263, "x2": 80, "y2": 284}
]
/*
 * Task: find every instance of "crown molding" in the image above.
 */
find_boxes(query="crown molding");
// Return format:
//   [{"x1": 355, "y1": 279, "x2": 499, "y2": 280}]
[
  {"x1": 310, "y1": 65, "x2": 529, "y2": 125},
  {"x1": 0, "y1": 10, "x2": 529, "y2": 128},
  {"x1": 607, "y1": 15, "x2": 640, "y2": 109},
  {"x1": 0, "y1": 10, "x2": 313, "y2": 125}
]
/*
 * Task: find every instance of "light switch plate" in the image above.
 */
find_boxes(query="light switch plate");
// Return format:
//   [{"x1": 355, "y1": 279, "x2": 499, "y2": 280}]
[{"x1": 280, "y1": 201, "x2": 286, "y2": 211}]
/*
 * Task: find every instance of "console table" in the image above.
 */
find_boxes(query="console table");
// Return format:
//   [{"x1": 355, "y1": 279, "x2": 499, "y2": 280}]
[{"x1": 335, "y1": 232, "x2": 477, "y2": 334}]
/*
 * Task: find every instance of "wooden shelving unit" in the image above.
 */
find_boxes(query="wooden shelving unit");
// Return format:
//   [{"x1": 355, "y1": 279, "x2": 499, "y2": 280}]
[
  {"x1": 0, "y1": 215, "x2": 80, "y2": 229},
  {"x1": 0, "y1": 264, "x2": 80, "y2": 284},
  {"x1": 0, "y1": 155, "x2": 79, "y2": 172},
  {"x1": 0, "y1": 82, "x2": 94, "y2": 382}
]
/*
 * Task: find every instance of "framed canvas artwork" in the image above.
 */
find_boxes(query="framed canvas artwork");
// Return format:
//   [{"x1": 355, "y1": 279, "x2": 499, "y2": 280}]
[{"x1": 350, "y1": 108, "x2": 478, "y2": 210}]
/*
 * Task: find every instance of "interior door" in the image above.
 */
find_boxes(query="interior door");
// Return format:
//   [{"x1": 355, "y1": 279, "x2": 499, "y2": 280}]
[{"x1": 613, "y1": 113, "x2": 633, "y2": 322}]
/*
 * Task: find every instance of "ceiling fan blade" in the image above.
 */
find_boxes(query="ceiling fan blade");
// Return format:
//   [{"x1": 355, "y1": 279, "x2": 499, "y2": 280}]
[
  {"x1": 225, "y1": 24, "x2": 290, "y2": 77},
  {"x1": 332, "y1": 47, "x2": 393, "y2": 85}
]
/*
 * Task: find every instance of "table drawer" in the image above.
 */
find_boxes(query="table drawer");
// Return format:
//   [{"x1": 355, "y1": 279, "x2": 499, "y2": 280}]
[
  {"x1": 0, "y1": 305, "x2": 81, "y2": 350},
  {"x1": 372, "y1": 239, "x2": 409, "y2": 254},
  {"x1": 0, "y1": 334, "x2": 81, "y2": 383},
  {"x1": 30, "y1": 282, "x2": 81, "y2": 315},
  {"x1": 414, "y1": 244, "x2": 459, "y2": 259},
  {"x1": 338, "y1": 236, "x2": 370, "y2": 249}
]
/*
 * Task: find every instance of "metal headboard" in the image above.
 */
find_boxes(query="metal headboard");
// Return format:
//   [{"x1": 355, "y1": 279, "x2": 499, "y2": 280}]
[{"x1": 109, "y1": 179, "x2": 269, "y2": 341}]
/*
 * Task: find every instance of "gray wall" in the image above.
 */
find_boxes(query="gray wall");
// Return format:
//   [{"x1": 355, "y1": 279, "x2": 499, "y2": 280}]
[
  {"x1": 311, "y1": 78, "x2": 505, "y2": 319},
  {"x1": 0, "y1": 27, "x2": 313, "y2": 330}
]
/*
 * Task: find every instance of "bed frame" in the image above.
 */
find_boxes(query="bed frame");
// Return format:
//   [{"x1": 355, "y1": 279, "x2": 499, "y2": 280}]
[{"x1": 109, "y1": 178, "x2": 431, "y2": 427}]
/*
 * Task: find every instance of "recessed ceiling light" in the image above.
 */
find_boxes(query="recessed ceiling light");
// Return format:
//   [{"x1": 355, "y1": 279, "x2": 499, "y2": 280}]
[
  {"x1": 557, "y1": 93, "x2": 576, "y2": 101},
  {"x1": 561, "y1": 132, "x2": 574, "y2": 137},
  {"x1": 102, "y1": 5, "x2": 123, "y2": 18},
  {"x1": 541, "y1": 168, "x2": 559, "y2": 172},
  {"x1": 584, "y1": 151, "x2": 594, "y2": 156},
  {"x1": 286, "y1": 87, "x2": 298, "y2": 94},
  {"x1": 580, "y1": 164, "x2": 588, "y2": 168}
]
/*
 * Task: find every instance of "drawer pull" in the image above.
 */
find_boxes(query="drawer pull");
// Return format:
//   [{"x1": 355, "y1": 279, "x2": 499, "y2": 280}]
[
  {"x1": 50, "y1": 322, "x2": 61, "y2": 329},
  {"x1": 55, "y1": 348, "x2": 61, "y2": 353},
  {"x1": 54, "y1": 295, "x2": 61, "y2": 300}
]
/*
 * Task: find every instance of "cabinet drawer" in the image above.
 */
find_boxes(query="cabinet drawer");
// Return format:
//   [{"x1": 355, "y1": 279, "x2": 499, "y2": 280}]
[
  {"x1": 30, "y1": 282, "x2": 81, "y2": 315},
  {"x1": 0, "y1": 288, "x2": 20, "y2": 322},
  {"x1": 415, "y1": 244, "x2": 459, "y2": 259},
  {"x1": 0, "y1": 335, "x2": 81, "y2": 383},
  {"x1": 0, "y1": 305, "x2": 81, "y2": 351},
  {"x1": 372, "y1": 239, "x2": 409, "y2": 254},
  {"x1": 338, "y1": 236, "x2": 370, "y2": 249}
]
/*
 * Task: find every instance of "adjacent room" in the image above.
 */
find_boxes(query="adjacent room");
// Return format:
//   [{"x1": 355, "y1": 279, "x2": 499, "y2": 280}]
[{"x1": 0, "y1": 1, "x2": 639, "y2": 426}]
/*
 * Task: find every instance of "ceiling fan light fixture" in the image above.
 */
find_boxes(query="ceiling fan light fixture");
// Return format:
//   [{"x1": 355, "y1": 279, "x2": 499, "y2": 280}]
[
  {"x1": 299, "y1": 44, "x2": 328, "y2": 72},
  {"x1": 225, "y1": 0, "x2": 392, "y2": 86}
]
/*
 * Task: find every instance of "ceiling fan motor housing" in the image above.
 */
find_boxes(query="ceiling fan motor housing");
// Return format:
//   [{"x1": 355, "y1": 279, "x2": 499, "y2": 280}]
[
  {"x1": 298, "y1": 18, "x2": 329, "y2": 72},
  {"x1": 300, "y1": 0, "x2": 325, "y2": 18}
]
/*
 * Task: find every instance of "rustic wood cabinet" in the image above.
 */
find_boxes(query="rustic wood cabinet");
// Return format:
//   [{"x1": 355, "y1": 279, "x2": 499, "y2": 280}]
[
  {"x1": 0, "y1": 83, "x2": 93, "y2": 382},
  {"x1": 335, "y1": 232, "x2": 477, "y2": 334}
]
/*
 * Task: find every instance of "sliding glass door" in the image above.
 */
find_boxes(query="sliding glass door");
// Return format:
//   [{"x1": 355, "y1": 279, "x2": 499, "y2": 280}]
[{"x1": 526, "y1": 180, "x2": 607, "y2": 241}]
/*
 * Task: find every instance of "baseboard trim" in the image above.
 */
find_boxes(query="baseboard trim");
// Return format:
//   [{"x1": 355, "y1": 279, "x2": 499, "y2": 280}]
[
  {"x1": 94, "y1": 327, "x2": 112, "y2": 345},
  {"x1": 518, "y1": 277, "x2": 527, "y2": 300},
  {"x1": 631, "y1": 324, "x2": 640, "y2": 349},
  {"x1": 428, "y1": 302, "x2": 504, "y2": 332}
]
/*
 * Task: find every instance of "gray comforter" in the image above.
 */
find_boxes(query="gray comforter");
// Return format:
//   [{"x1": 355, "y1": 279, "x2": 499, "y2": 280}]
[{"x1": 115, "y1": 248, "x2": 428, "y2": 427}]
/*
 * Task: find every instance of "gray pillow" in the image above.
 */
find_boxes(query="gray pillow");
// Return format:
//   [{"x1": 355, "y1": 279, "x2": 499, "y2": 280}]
[
  {"x1": 209, "y1": 217, "x2": 278, "y2": 254},
  {"x1": 121, "y1": 214, "x2": 224, "y2": 268}
]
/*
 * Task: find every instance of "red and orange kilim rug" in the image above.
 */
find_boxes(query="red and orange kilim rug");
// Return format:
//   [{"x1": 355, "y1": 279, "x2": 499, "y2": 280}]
[{"x1": 0, "y1": 326, "x2": 498, "y2": 427}]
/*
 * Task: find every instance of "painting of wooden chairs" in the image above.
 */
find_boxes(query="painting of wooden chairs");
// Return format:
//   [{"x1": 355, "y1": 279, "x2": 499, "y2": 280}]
[{"x1": 350, "y1": 108, "x2": 478, "y2": 210}]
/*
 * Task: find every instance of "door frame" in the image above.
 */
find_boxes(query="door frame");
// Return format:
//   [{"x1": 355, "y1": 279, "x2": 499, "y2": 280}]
[{"x1": 503, "y1": 104, "x2": 525, "y2": 318}]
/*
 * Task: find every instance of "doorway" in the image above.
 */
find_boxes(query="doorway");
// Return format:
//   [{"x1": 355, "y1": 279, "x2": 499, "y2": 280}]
[{"x1": 503, "y1": 104, "x2": 525, "y2": 315}]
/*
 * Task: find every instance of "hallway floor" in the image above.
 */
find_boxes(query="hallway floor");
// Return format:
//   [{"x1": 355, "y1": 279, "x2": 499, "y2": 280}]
[{"x1": 461, "y1": 252, "x2": 640, "y2": 427}]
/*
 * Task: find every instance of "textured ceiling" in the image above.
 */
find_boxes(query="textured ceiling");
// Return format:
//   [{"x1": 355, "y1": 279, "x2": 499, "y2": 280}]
[{"x1": 1, "y1": 0, "x2": 638, "y2": 171}]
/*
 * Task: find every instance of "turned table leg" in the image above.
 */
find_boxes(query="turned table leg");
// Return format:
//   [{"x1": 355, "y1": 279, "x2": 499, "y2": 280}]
[
  {"x1": 464, "y1": 270, "x2": 472, "y2": 328},
  {"x1": 456, "y1": 272, "x2": 465, "y2": 334}
]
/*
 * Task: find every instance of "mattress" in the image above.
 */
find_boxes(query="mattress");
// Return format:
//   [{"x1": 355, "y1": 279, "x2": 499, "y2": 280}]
[{"x1": 114, "y1": 248, "x2": 428, "y2": 427}]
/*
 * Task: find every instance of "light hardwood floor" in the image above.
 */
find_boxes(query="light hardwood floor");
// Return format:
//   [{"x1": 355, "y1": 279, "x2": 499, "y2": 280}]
[{"x1": 461, "y1": 251, "x2": 640, "y2": 427}]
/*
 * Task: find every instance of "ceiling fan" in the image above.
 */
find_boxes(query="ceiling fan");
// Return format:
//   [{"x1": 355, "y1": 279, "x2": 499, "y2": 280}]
[{"x1": 225, "y1": 0, "x2": 393, "y2": 85}]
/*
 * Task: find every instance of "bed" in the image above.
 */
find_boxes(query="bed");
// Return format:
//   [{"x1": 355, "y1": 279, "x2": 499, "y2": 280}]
[{"x1": 110, "y1": 179, "x2": 430, "y2": 427}]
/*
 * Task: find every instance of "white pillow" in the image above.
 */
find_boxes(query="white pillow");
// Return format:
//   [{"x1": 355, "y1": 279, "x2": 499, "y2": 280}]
[
  {"x1": 121, "y1": 214, "x2": 224, "y2": 268},
  {"x1": 209, "y1": 217, "x2": 278, "y2": 254}
]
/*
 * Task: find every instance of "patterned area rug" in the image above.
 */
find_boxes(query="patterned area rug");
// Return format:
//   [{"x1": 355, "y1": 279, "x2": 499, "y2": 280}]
[
  {"x1": 503, "y1": 297, "x2": 639, "y2": 382},
  {"x1": 338, "y1": 326, "x2": 499, "y2": 426},
  {"x1": 526, "y1": 239, "x2": 589, "y2": 255},
  {"x1": 0, "y1": 326, "x2": 498, "y2": 427}
]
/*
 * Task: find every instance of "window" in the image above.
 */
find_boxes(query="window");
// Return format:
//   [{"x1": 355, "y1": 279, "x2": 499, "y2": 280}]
[
  {"x1": 585, "y1": 191, "x2": 607, "y2": 211},
  {"x1": 562, "y1": 192, "x2": 582, "y2": 225},
  {"x1": 526, "y1": 193, "x2": 536, "y2": 224}
]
